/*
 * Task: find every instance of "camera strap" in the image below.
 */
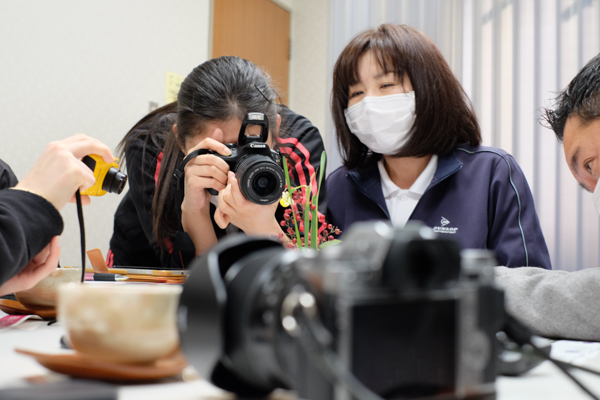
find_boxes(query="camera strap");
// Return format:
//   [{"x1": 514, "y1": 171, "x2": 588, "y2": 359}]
[
  {"x1": 172, "y1": 149, "x2": 211, "y2": 219},
  {"x1": 172, "y1": 149, "x2": 211, "y2": 191},
  {"x1": 75, "y1": 191, "x2": 86, "y2": 283}
]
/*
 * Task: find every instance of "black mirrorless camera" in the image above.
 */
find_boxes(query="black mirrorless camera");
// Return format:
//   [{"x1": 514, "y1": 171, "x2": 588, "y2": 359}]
[
  {"x1": 178, "y1": 222, "x2": 505, "y2": 400},
  {"x1": 173, "y1": 112, "x2": 285, "y2": 205}
]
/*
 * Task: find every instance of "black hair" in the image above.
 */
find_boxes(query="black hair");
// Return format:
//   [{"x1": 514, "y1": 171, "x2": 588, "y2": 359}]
[
  {"x1": 543, "y1": 53, "x2": 600, "y2": 142},
  {"x1": 115, "y1": 102, "x2": 177, "y2": 172}
]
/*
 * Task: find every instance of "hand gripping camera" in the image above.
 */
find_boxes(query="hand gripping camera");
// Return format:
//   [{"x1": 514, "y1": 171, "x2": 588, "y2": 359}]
[
  {"x1": 173, "y1": 112, "x2": 285, "y2": 205},
  {"x1": 80, "y1": 154, "x2": 127, "y2": 196},
  {"x1": 178, "y1": 222, "x2": 505, "y2": 400}
]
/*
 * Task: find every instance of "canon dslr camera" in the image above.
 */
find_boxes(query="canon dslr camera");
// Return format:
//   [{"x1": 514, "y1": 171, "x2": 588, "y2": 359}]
[
  {"x1": 173, "y1": 112, "x2": 285, "y2": 205},
  {"x1": 178, "y1": 222, "x2": 505, "y2": 400}
]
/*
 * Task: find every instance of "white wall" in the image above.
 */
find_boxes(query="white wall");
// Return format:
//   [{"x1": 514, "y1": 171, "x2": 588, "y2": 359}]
[
  {"x1": 0, "y1": 0, "x2": 211, "y2": 267},
  {"x1": 275, "y1": 0, "x2": 331, "y2": 149}
]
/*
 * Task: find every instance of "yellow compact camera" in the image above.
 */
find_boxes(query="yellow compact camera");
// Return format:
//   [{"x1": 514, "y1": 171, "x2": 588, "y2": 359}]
[{"x1": 80, "y1": 155, "x2": 127, "y2": 196}]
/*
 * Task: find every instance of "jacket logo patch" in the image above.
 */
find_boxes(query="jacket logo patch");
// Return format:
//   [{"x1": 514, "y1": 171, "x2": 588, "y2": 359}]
[{"x1": 434, "y1": 216, "x2": 458, "y2": 234}]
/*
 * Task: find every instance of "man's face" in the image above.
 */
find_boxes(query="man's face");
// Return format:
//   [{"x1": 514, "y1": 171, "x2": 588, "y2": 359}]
[{"x1": 563, "y1": 115, "x2": 600, "y2": 192}]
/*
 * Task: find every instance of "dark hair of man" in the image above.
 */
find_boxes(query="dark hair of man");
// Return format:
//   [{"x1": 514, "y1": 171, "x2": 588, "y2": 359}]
[
  {"x1": 331, "y1": 24, "x2": 481, "y2": 170},
  {"x1": 543, "y1": 53, "x2": 600, "y2": 142},
  {"x1": 152, "y1": 56, "x2": 281, "y2": 249}
]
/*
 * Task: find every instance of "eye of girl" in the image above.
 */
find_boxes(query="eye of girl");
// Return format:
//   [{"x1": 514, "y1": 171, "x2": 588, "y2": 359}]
[{"x1": 349, "y1": 90, "x2": 364, "y2": 98}]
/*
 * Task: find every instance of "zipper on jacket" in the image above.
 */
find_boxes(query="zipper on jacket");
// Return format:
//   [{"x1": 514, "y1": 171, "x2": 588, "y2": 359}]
[
  {"x1": 346, "y1": 174, "x2": 390, "y2": 219},
  {"x1": 346, "y1": 153, "x2": 463, "y2": 223}
]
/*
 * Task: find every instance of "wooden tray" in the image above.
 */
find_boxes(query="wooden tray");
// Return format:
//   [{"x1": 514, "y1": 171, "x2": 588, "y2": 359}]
[
  {"x1": 0, "y1": 299, "x2": 56, "y2": 319},
  {"x1": 15, "y1": 348, "x2": 188, "y2": 381}
]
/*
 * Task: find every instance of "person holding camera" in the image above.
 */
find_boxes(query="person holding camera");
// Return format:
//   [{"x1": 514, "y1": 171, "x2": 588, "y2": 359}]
[
  {"x1": 0, "y1": 134, "x2": 114, "y2": 296},
  {"x1": 326, "y1": 24, "x2": 550, "y2": 269},
  {"x1": 107, "y1": 56, "x2": 327, "y2": 269}
]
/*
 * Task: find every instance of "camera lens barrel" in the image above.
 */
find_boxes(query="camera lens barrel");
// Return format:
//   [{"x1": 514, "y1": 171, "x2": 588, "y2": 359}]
[
  {"x1": 235, "y1": 155, "x2": 285, "y2": 205},
  {"x1": 102, "y1": 167, "x2": 128, "y2": 194}
]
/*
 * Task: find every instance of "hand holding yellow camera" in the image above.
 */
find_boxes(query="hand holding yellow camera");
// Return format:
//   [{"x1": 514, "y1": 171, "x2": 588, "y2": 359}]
[{"x1": 80, "y1": 154, "x2": 127, "y2": 196}]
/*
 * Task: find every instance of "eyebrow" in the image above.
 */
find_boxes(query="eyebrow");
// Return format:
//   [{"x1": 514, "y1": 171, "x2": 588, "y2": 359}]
[
  {"x1": 570, "y1": 147, "x2": 581, "y2": 171},
  {"x1": 569, "y1": 147, "x2": 593, "y2": 192},
  {"x1": 349, "y1": 72, "x2": 388, "y2": 88},
  {"x1": 373, "y1": 71, "x2": 394, "y2": 80}
]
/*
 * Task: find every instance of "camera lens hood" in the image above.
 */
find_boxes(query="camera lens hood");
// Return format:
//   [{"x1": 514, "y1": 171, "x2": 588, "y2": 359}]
[{"x1": 102, "y1": 167, "x2": 128, "y2": 194}]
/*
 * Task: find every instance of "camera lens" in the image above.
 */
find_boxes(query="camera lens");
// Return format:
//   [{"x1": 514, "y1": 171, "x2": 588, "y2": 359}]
[
  {"x1": 235, "y1": 155, "x2": 284, "y2": 204},
  {"x1": 179, "y1": 236, "x2": 305, "y2": 396},
  {"x1": 252, "y1": 172, "x2": 277, "y2": 197},
  {"x1": 102, "y1": 167, "x2": 128, "y2": 194}
]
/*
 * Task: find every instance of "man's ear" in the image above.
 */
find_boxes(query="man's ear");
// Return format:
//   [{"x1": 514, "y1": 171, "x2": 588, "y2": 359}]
[{"x1": 173, "y1": 124, "x2": 186, "y2": 154}]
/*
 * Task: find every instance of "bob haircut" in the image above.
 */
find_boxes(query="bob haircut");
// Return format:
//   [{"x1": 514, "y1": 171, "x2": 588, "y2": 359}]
[{"x1": 332, "y1": 24, "x2": 481, "y2": 170}]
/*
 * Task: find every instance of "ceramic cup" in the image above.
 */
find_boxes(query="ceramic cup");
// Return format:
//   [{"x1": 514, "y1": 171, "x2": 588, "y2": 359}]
[
  {"x1": 14, "y1": 268, "x2": 81, "y2": 310},
  {"x1": 57, "y1": 284, "x2": 182, "y2": 364}
]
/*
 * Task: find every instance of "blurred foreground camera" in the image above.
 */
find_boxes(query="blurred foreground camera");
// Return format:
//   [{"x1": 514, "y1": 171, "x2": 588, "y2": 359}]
[
  {"x1": 80, "y1": 154, "x2": 127, "y2": 196},
  {"x1": 173, "y1": 112, "x2": 285, "y2": 205},
  {"x1": 179, "y1": 222, "x2": 504, "y2": 400}
]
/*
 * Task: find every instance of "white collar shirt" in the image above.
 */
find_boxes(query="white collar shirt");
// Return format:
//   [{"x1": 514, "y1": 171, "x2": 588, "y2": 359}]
[{"x1": 377, "y1": 155, "x2": 438, "y2": 228}]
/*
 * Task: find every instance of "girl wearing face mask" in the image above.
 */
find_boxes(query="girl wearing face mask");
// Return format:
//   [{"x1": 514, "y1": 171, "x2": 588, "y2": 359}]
[{"x1": 327, "y1": 24, "x2": 551, "y2": 269}]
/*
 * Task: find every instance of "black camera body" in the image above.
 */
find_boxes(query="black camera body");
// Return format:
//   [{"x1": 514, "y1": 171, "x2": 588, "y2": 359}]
[
  {"x1": 208, "y1": 138, "x2": 283, "y2": 204},
  {"x1": 179, "y1": 222, "x2": 505, "y2": 400},
  {"x1": 173, "y1": 112, "x2": 285, "y2": 205}
]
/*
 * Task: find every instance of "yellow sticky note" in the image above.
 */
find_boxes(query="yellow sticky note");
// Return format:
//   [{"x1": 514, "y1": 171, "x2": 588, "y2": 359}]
[{"x1": 165, "y1": 71, "x2": 184, "y2": 104}]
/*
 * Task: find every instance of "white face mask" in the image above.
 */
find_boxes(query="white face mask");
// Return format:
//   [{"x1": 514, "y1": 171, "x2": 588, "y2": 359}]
[
  {"x1": 344, "y1": 92, "x2": 416, "y2": 155},
  {"x1": 593, "y1": 177, "x2": 600, "y2": 215}
]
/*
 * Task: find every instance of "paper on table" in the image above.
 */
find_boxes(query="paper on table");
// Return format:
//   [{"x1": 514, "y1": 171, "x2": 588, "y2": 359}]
[{"x1": 550, "y1": 340, "x2": 600, "y2": 365}]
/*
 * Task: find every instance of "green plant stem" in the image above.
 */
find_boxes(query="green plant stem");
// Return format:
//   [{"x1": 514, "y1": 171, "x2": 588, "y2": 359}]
[
  {"x1": 311, "y1": 151, "x2": 326, "y2": 249},
  {"x1": 303, "y1": 180, "x2": 312, "y2": 249},
  {"x1": 282, "y1": 156, "x2": 301, "y2": 245}
]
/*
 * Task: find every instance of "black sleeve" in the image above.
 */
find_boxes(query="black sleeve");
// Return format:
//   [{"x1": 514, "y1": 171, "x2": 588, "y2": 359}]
[
  {"x1": 0, "y1": 159, "x2": 18, "y2": 190},
  {"x1": 278, "y1": 106, "x2": 328, "y2": 212},
  {"x1": 109, "y1": 114, "x2": 190, "y2": 269},
  {"x1": 108, "y1": 128, "x2": 165, "y2": 269},
  {"x1": 123, "y1": 132, "x2": 163, "y2": 246},
  {"x1": 0, "y1": 190, "x2": 63, "y2": 285},
  {"x1": 112, "y1": 114, "x2": 197, "y2": 270}
]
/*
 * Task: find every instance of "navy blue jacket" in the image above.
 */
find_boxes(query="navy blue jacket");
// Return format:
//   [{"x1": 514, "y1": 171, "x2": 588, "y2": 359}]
[{"x1": 326, "y1": 144, "x2": 551, "y2": 269}]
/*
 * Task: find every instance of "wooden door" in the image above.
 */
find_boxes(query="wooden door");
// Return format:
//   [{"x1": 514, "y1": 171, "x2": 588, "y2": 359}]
[{"x1": 212, "y1": 0, "x2": 290, "y2": 104}]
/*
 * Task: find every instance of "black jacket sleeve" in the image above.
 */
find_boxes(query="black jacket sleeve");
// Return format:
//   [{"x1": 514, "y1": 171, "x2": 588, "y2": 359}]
[
  {"x1": 124, "y1": 133, "x2": 163, "y2": 247},
  {"x1": 0, "y1": 189, "x2": 63, "y2": 285},
  {"x1": 0, "y1": 159, "x2": 18, "y2": 190},
  {"x1": 109, "y1": 114, "x2": 195, "y2": 269}
]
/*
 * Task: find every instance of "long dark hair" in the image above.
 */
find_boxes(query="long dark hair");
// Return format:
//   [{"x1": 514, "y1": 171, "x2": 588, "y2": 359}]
[
  {"x1": 332, "y1": 24, "x2": 481, "y2": 170},
  {"x1": 115, "y1": 102, "x2": 178, "y2": 171},
  {"x1": 153, "y1": 56, "x2": 281, "y2": 249}
]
